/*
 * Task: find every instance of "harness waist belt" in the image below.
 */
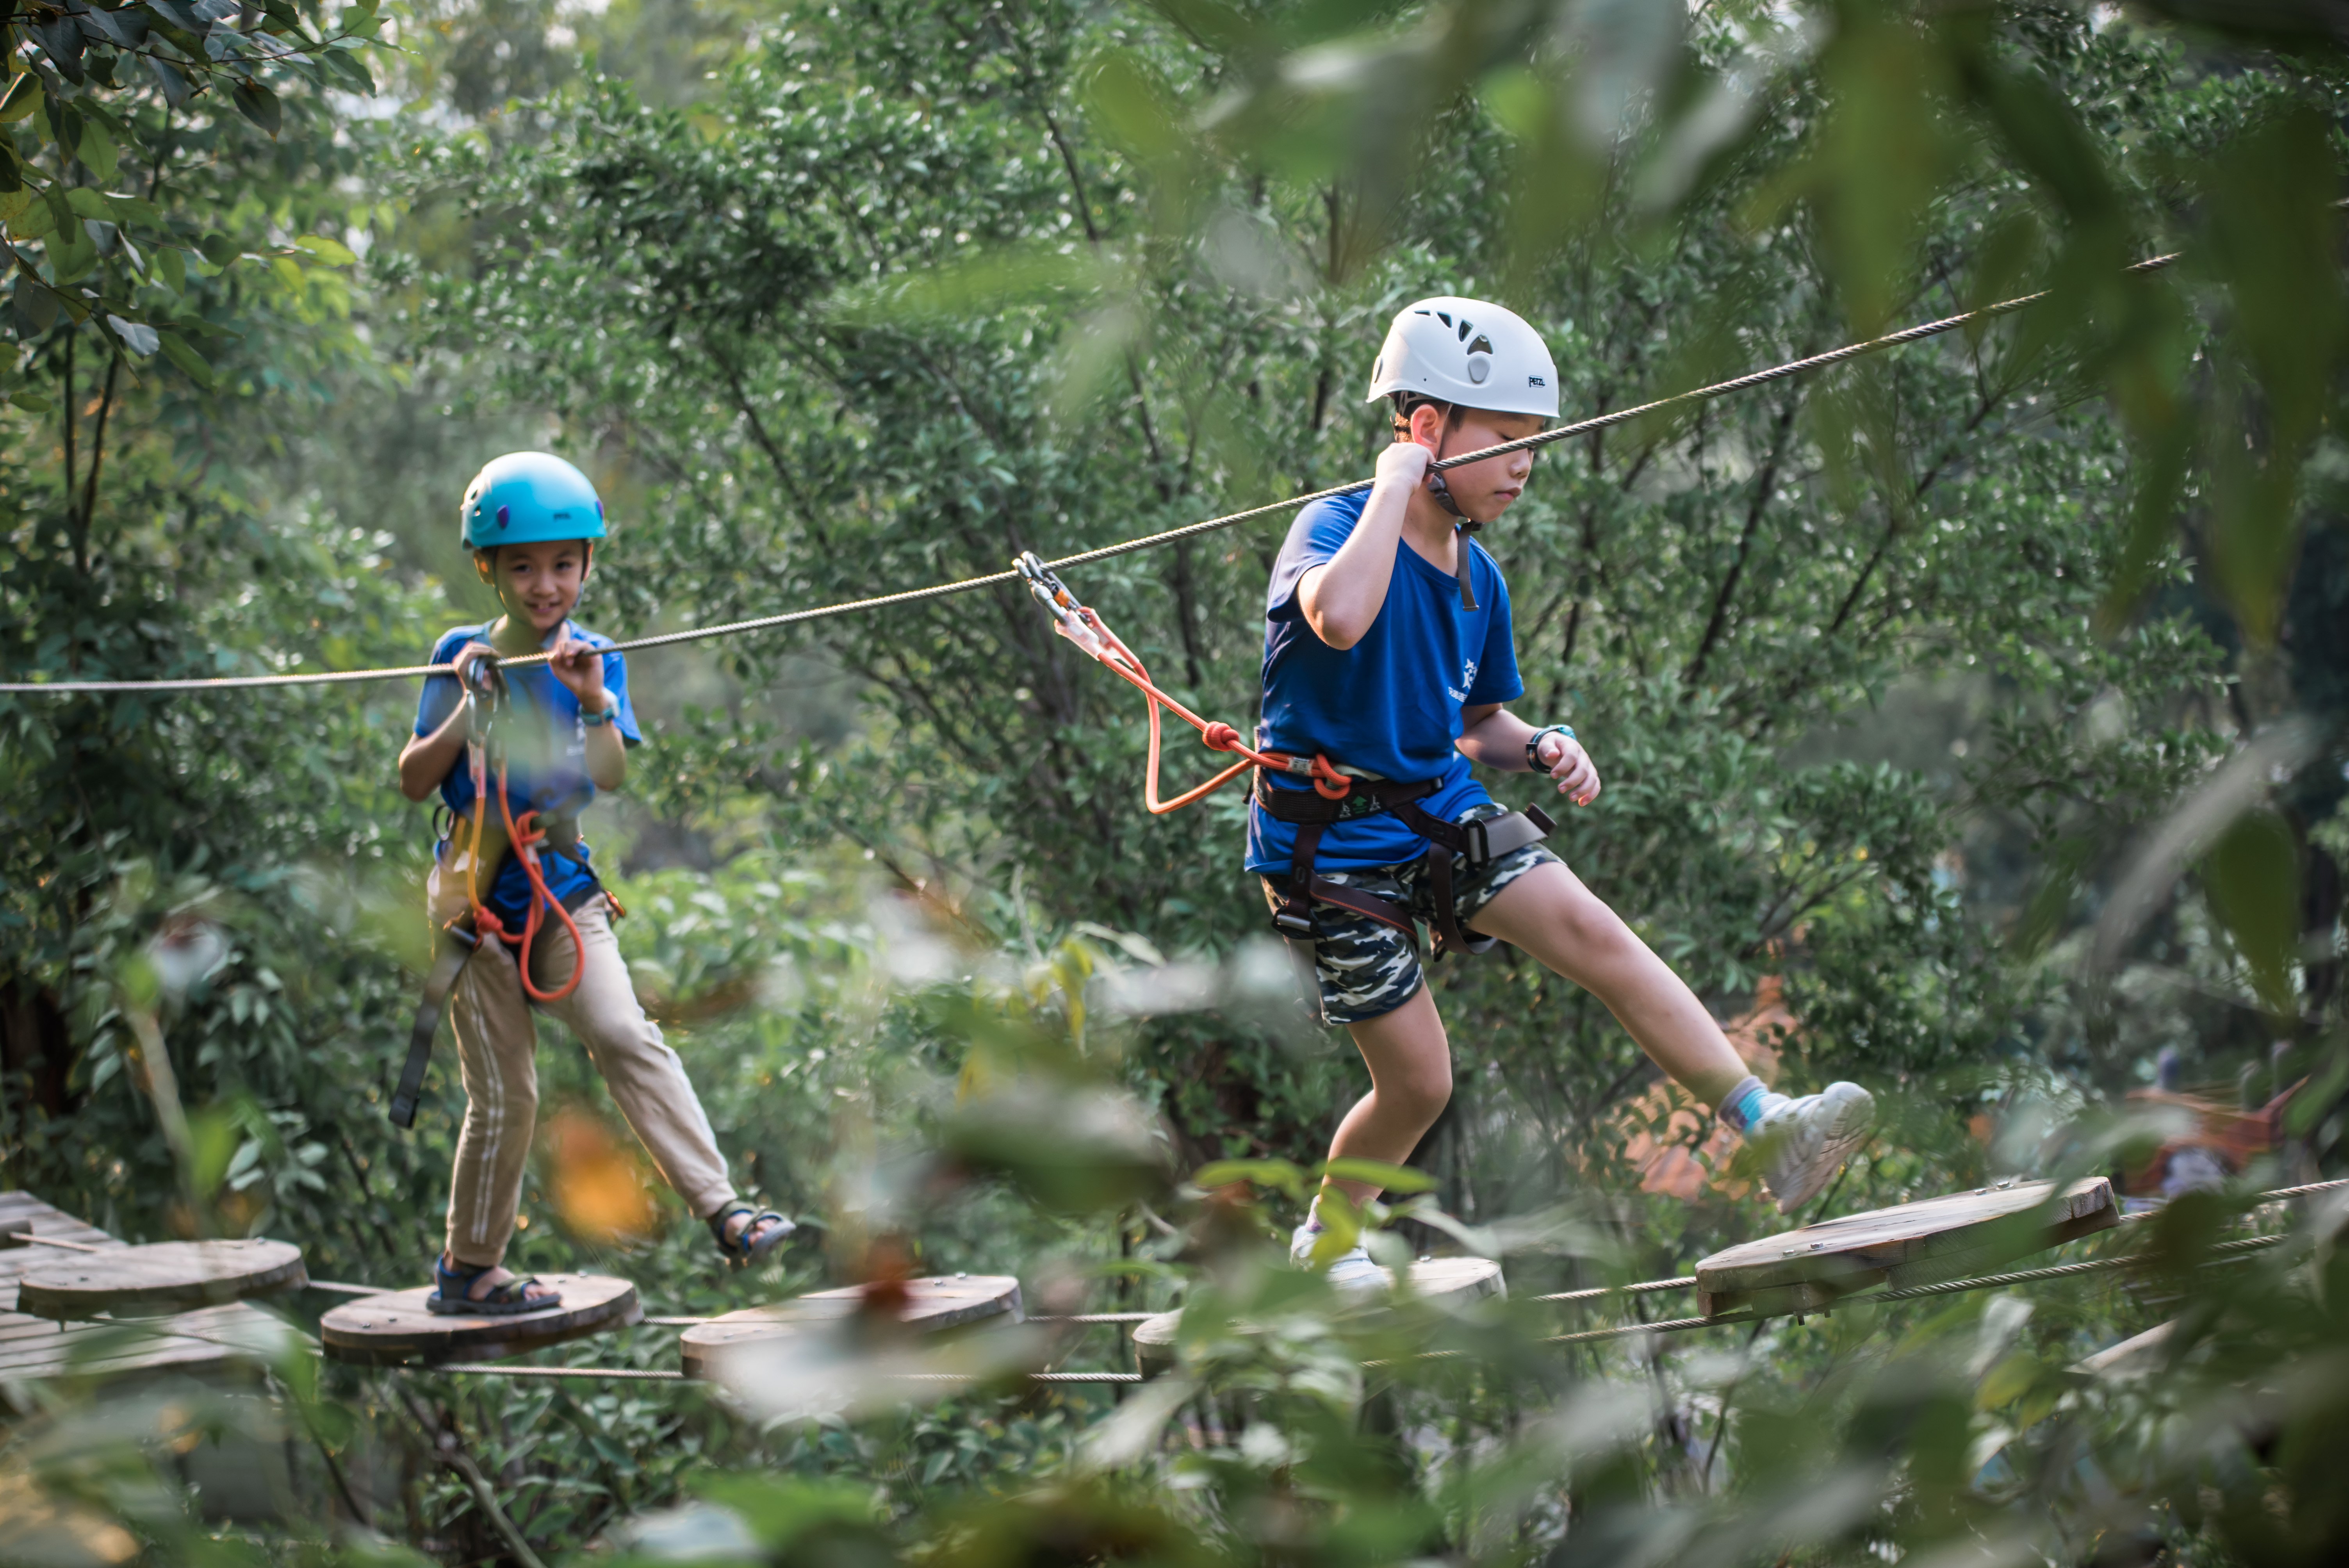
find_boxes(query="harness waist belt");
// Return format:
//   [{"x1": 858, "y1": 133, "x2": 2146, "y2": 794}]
[{"x1": 1255, "y1": 771, "x2": 1557, "y2": 1017}]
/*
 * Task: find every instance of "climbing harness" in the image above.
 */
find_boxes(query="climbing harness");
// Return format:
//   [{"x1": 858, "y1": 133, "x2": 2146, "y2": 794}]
[
  {"x1": 1018, "y1": 553, "x2": 1555, "y2": 978},
  {"x1": 0, "y1": 242, "x2": 2190, "y2": 698},
  {"x1": 389, "y1": 653, "x2": 618, "y2": 1129}
]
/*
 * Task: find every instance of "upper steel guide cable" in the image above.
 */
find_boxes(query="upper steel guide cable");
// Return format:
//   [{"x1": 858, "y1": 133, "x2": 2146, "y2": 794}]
[{"x1": 0, "y1": 251, "x2": 2181, "y2": 696}]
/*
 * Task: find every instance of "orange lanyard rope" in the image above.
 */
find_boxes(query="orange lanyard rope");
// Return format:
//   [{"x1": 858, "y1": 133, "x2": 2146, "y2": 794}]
[
  {"x1": 1018, "y1": 554, "x2": 1353, "y2": 813},
  {"x1": 458, "y1": 673, "x2": 586, "y2": 1003}
]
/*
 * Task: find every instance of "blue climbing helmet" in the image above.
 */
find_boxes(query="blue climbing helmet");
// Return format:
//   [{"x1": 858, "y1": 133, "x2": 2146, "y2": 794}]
[{"x1": 460, "y1": 452, "x2": 607, "y2": 549}]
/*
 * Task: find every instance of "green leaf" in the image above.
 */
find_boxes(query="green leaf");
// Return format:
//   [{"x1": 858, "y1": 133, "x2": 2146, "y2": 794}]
[
  {"x1": 106, "y1": 313, "x2": 158, "y2": 355},
  {"x1": 73, "y1": 116, "x2": 118, "y2": 182},
  {"x1": 232, "y1": 80, "x2": 282, "y2": 137},
  {"x1": 65, "y1": 187, "x2": 112, "y2": 220},
  {"x1": 49, "y1": 223, "x2": 97, "y2": 286},
  {"x1": 12, "y1": 276, "x2": 60, "y2": 335},
  {"x1": 1191, "y1": 1158, "x2": 1306, "y2": 1201},
  {"x1": 2203, "y1": 808, "x2": 2301, "y2": 1020},
  {"x1": 0, "y1": 73, "x2": 39, "y2": 125},
  {"x1": 157, "y1": 328, "x2": 214, "y2": 387},
  {"x1": 148, "y1": 57, "x2": 191, "y2": 109},
  {"x1": 10, "y1": 192, "x2": 59, "y2": 241},
  {"x1": 293, "y1": 232, "x2": 356, "y2": 267},
  {"x1": 1321, "y1": 1158, "x2": 1438, "y2": 1194},
  {"x1": 320, "y1": 47, "x2": 374, "y2": 95},
  {"x1": 10, "y1": 390, "x2": 53, "y2": 411},
  {"x1": 157, "y1": 246, "x2": 184, "y2": 293},
  {"x1": 198, "y1": 230, "x2": 236, "y2": 267},
  {"x1": 105, "y1": 193, "x2": 161, "y2": 227}
]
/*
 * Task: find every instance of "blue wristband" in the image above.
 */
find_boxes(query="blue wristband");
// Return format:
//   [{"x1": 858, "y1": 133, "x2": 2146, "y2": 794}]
[
  {"x1": 581, "y1": 700, "x2": 615, "y2": 728},
  {"x1": 1527, "y1": 724, "x2": 1576, "y2": 771}
]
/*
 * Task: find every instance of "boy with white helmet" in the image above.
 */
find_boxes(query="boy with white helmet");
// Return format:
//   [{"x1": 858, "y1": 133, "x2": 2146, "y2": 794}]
[
  {"x1": 394, "y1": 453, "x2": 792, "y2": 1313},
  {"x1": 1256, "y1": 299, "x2": 1875, "y2": 1284}
]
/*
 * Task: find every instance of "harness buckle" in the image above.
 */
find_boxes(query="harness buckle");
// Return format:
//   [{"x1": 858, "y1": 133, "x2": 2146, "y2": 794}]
[
  {"x1": 1460, "y1": 816, "x2": 1492, "y2": 866},
  {"x1": 1271, "y1": 908, "x2": 1316, "y2": 939}
]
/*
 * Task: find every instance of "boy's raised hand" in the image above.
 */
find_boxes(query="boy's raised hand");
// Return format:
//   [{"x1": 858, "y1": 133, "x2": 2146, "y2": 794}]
[
  {"x1": 1374, "y1": 436, "x2": 1433, "y2": 489},
  {"x1": 548, "y1": 631, "x2": 610, "y2": 711},
  {"x1": 1538, "y1": 731, "x2": 1601, "y2": 807}
]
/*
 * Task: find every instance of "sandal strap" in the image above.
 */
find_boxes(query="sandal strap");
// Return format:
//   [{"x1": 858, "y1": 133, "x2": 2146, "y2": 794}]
[
  {"x1": 708, "y1": 1203, "x2": 791, "y2": 1258},
  {"x1": 436, "y1": 1256, "x2": 551, "y2": 1305}
]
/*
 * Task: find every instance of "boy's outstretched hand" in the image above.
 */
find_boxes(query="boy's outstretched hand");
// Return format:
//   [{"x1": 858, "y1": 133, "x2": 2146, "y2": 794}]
[
  {"x1": 1536, "y1": 730, "x2": 1601, "y2": 807},
  {"x1": 548, "y1": 631, "x2": 610, "y2": 713}
]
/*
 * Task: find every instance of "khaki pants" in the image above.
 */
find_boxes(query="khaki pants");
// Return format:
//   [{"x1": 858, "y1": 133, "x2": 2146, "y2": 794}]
[{"x1": 432, "y1": 868, "x2": 736, "y2": 1267}]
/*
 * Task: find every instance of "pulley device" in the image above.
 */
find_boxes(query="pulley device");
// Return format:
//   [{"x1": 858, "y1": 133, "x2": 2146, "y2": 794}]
[
  {"x1": 389, "y1": 654, "x2": 612, "y2": 1128},
  {"x1": 1016, "y1": 554, "x2": 1556, "y2": 1001}
]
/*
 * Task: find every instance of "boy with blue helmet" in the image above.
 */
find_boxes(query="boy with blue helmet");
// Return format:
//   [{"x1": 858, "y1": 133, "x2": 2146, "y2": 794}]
[
  {"x1": 1261, "y1": 300, "x2": 1877, "y2": 1287},
  {"x1": 396, "y1": 452, "x2": 790, "y2": 1313}
]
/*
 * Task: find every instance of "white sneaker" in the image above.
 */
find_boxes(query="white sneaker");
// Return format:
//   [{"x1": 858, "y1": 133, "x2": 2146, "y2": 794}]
[
  {"x1": 1748, "y1": 1082, "x2": 1875, "y2": 1214},
  {"x1": 1289, "y1": 1220, "x2": 1388, "y2": 1292}
]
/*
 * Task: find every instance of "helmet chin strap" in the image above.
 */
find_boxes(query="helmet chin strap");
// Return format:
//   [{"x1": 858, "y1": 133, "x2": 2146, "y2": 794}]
[{"x1": 1421, "y1": 425, "x2": 1480, "y2": 612}]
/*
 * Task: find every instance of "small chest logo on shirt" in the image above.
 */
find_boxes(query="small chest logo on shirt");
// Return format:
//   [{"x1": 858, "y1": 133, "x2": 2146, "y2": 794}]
[{"x1": 1448, "y1": 657, "x2": 1479, "y2": 704}]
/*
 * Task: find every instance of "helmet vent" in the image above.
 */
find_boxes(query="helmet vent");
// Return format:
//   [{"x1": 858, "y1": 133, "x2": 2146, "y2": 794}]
[
  {"x1": 1467, "y1": 333, "x2": 1493, "y2": 355},
  {"x1": 1436, "y1": 311, "x2": 1454, "y2": 328}
]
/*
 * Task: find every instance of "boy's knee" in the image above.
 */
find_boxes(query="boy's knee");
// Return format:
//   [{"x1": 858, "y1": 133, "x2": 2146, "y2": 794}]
[
  {"x1": 1556, "y1": 890, "x2": 1635, "y2": 958},
  {"x1": 1395, "y1": 1055, "x2": 1453, "y2": 1116}
]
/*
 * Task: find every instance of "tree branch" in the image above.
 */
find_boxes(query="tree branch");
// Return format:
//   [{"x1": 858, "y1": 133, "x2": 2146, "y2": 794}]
[{"x1": 1683, "y1": 394, "x2": 1799, "y2": 689}]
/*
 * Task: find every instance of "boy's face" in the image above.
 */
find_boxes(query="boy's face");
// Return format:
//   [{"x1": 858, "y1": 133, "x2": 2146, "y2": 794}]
[
  {"x1": 1406, "y1": 405, "x2": 1545, "y2": 523},
  {"x1": 484, "y1": 539, "x2": 590, "y2": 634}
]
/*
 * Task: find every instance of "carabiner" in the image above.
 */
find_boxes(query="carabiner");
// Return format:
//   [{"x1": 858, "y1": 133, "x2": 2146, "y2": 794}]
[{"x1": 1015, "y1": 551, "x2": 1110, "y2": 660}]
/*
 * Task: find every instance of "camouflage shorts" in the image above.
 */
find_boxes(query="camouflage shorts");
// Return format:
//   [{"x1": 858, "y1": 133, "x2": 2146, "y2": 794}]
[{"x1": 1258, "y1": 800, "x2": 1561, "y2": 1026}]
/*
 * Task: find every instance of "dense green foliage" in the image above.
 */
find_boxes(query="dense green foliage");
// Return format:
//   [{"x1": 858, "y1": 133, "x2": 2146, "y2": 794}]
[{"x1": 4, "y1": 1, "x2": 2349, "y2": 1566}]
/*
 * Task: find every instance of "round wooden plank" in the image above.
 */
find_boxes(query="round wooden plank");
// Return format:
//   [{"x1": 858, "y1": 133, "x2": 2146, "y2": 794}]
[
  {"x1": 1694, "y1": 1177, "x2": 2119, "y2": 1319},
  {"x1": 319, "y1": 1274, "x2": 640, "y2": 1366},
  {"x1": 17, "y1": 1239, "x2": 309, "y2": 1321},
  {"x1": 681, "y1": 1274, "x2": 1021, "y2": 1381},
  {"x1": 1132, "y1": 1258, "x2": 1506, "y2": 1377}
]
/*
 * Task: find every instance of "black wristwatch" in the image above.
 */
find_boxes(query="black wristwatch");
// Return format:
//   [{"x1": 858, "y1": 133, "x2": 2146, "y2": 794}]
[{"x1": 1526, "y1": 724, "x2": 1576, "y2": 772}]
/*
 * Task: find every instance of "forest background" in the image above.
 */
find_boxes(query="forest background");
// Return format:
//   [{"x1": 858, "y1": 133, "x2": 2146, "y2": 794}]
[{"x1": 4, "y1": 0, "x2": 2349, "y2": 1564}]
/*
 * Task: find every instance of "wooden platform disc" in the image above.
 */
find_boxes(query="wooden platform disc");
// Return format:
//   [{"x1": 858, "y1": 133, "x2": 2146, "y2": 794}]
[
  {"x1": 16, "y1": 1239, "x2": 309, "y2": 1321},
  {"x1": 320, "y1": 1274, "x2": 640, "y2": 1366},
  {"x1": 1132, "y1": 1258, "x2": 1506, "y2": 1377},
  {"x1": 680, "y1": 1274, "x2": 1022, "y2": 1381},
  {"x1": 1694, "y1": 1178, "x2": 2118, "y2": 1319}
]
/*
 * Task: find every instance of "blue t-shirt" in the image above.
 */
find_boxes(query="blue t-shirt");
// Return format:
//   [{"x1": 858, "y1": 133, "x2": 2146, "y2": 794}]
[
  {"x1": 1244, "y1": 492, "x2": 1524, "y2": 873},
  {"x1": 414, "y1": 621, "x2": 642, "y2": 931}
]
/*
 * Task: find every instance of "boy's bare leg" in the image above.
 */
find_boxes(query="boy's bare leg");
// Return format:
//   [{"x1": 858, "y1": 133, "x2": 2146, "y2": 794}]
[
  {"x1": 1464, "y1": 859, "x2": 1748, "y2": 1106},
  {"x1": 1322, "y1": 984, "x2": 1454, "y2": 1210},
  {"x1": 1464, "y1": 855, "x2": 1874, "y2": 1214}
]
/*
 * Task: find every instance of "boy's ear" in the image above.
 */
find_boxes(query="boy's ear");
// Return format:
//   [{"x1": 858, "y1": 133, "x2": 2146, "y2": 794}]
[
  {"x1": 1407, "y1": 401, "x2": 1453, "y2": 448},
  {"x1": 472, "y1": 548, "x2": 496, "y2": 586},
  {"x1": 579, "y1": 542, "x2": 594, "y2": 581}
]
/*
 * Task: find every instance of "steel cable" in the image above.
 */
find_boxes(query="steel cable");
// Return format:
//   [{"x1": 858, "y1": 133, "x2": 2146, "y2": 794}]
[{"x1": 0, "y1": 252, "x2": 2178, "y2": 696}]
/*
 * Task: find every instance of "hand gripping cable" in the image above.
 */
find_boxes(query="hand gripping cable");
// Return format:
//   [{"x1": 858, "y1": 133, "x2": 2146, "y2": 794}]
[{"x1": 1017, "y1": 552, "x2": 1352, "y2": 811}]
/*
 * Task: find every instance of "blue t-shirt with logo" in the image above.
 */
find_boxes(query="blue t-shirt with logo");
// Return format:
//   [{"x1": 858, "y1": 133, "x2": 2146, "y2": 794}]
[
  {"x1": 413, "y1": 621, "x2": 641, "y2": 931},
  {"x1": 1244, "y1": 491, "x2": 1524, "y2": 874}
]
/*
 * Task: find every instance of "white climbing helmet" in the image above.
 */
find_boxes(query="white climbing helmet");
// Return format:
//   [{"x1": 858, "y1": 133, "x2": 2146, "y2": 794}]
[{"x1": 1364, "y1": 296, "x2": 1559, "y2": 419}]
